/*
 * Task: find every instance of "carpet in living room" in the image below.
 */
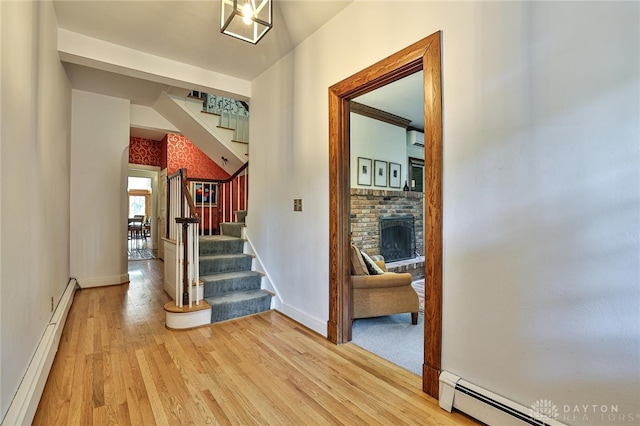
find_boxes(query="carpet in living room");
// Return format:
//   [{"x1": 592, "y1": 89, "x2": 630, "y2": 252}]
[
  {"x1": 350, "y1": 278, "x2": 425, "y2": 375},
  {"x1": 351, "y1": 312, "x2": 424, "y2": 376}
]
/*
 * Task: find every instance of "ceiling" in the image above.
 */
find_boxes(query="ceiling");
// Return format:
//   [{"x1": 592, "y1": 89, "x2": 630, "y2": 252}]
[
  {"x1": 53, "y1": 1, "x2": 423, "y2": 138},
  {"x1": 53, "y1": 0, "x2": 352, "y2": 81},
  {"x1": 354, "y1": 71, "x2": 424, "y2": 131}
]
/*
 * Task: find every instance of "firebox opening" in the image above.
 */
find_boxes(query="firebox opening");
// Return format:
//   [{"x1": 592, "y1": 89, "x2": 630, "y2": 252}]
[{"x1": 380, "y1": 216, "x2": 415, "y2": 262}]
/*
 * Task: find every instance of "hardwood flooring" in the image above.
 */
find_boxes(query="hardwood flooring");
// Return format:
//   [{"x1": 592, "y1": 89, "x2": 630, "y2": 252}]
[{"x1": 33, "y1": 259, "x2": 478, "y2": 425}]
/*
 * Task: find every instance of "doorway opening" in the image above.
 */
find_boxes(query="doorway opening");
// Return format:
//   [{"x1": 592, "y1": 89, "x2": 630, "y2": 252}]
[
  {"x1": 327, "y1": 31, "x2": 443, "y2": 397},
  {"x1": 127, "y1": 169, "x2": 159, "y2": 260},
  {"x1": 128, "y1": 177, "x2": 152, "y2": 218}
]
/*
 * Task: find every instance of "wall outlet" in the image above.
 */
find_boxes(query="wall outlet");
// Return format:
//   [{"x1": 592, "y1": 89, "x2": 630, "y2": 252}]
[{"x1": 293, "y1": 199, "x2": 302, "y2": 211}]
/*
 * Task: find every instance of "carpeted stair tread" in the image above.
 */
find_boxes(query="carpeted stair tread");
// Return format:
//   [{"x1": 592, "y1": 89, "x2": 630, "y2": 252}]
[
  {"x1": 205, "y1": 289, "x2": 270, "y2": 305},
  {"x1": 199, "y1": 235, "x2": 244, "y2": 255},
  {"x1": 199, "y1": 253, "x2": 251, "y2": 261},
  {"x1": 199, "y1": 253, "x2": 253, "y2": 275},
  {"x1": 197, "y1": 228, "x2": 272, "y2": 324},
  {"x1": 201, "y1": 271, "x2": 263, "y2": 297},
  {"x1": 205, "y1": 290, "x2": 272, "y2": 323},
  {"x1": 201, "y1": 270, "x2": 263, "y2": 281}
]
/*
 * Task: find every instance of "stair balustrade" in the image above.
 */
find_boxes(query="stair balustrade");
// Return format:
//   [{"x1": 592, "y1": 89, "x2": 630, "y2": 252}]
[
  {"x1": 167, "y1": 168, "x2": 202, "y2": 307},
  {"x1": 190, "y1": 91, "x2": 249, "y2": 143},
  {"x1": 166, "y1": 163, "x2": 249, "y2": 308},
  {"x1": 187, "y1": 162, "x2": 249, "y2": 236},
  {"x1": 187, "y1": 178, "x2": 218, "y2": 236},
  {"x1": 217, "y1": 162, "x2": 249, "y2": 229}
]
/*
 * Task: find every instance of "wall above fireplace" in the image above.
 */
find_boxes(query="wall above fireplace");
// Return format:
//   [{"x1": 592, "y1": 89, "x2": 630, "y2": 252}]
[{"x1": 350, "y1": 188, "x2": 424, "y2": 259}]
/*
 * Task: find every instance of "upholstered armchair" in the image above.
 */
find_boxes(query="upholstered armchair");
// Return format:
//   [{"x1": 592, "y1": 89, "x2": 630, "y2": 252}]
[{"x1": 350, "y1": 245, "x2": 419, "y2": 325}]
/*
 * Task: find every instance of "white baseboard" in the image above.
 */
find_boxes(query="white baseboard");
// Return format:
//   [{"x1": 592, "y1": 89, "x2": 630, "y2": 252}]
[
  {"x1": 77, "y1": 273, "x2": 129, "y2": 288},
  {"x1": 243, "y1": 233, "x2": 324, "y2": 336},
  {"x1": 439, "y1": 371, "x2": 566, "y2": 426},
  {"x1": 278, "y1": 303, "x2": 326, "y2": 337},
  {"x1": 244, "y1": 234, "x2": 282, "y2": 307},
  {"x1": 2, "y1": 279, "x2": 77, "y2": 426}
]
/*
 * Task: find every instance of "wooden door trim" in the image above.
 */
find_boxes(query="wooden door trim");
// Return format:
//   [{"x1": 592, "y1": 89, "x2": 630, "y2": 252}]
[{"x1": 327, "y1": 31, "x2": 443, "y2": 398}]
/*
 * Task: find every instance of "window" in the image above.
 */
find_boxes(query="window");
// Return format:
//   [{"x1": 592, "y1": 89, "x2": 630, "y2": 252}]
[
  {"x1": 128, "y1": 190, "x2": 151, "y2": 218},
  {"x1": 408, "y1": 157, "x2": 424, "y2": 192},
  {"x1": 128, "y1": 176, "x2": 152, "y2": 219}
]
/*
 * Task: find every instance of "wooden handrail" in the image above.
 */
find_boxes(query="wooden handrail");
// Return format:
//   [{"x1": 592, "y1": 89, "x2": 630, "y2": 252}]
[
  {"x1": 188, "y1": 162, "x2": 249, "y2": 186},
  {"x1": 182, "y1": 178, "x2": 199, "y2": 219},
  {"x1": 168, "y1": 169, "x2": 183, "y2": 180},
  {"x1": 216, "y1": 162, "x2": 248, "y2": 229},
  {"x1": 223, "y1": 162, "x2": 249, "y2": 184}
]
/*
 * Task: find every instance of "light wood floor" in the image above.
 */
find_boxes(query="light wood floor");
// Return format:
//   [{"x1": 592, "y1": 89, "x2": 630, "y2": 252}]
[{"x1": 33, "y1": 259, "x2": 478, "y2": 425}]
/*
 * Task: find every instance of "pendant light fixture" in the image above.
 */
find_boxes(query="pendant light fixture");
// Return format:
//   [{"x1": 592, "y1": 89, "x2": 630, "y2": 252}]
[{"x1": 221, "y1": 0, "x2": 272, "y2": 44}]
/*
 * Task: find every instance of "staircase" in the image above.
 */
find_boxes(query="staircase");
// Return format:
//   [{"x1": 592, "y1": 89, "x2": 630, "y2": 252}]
[
  {"x1": 199, "y1": 234, "x2": 272, "y2": 323},
  {"x1": 153, "y1": 92, "x2": 246, "y2": 174},
  {"x1": 220, "y1": 210, "x2": 247, "y2": 238}
]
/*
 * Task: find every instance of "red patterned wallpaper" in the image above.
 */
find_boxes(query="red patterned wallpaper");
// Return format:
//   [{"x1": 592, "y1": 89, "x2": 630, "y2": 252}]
[
  {"x1": 129, "y1": 137, "x2": 162, "y2": 167},
  {"x1": 165, "y1": 133, "x2": 230, "y2": 180}
]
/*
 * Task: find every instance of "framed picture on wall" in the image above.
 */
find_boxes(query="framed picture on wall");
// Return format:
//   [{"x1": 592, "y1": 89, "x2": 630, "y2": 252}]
[
  {"x1": 357, "y1": 157, "x2": 372, "y2": 186},
  {"x1": 374, "y1": 160, "x2": 387, "y2": 187},
  {"x1": 192, "y1": 182, "x2": 217, "y2": 205},
  {"x1": 389, "y1": 162, "x2": 401, "y2": 188}
]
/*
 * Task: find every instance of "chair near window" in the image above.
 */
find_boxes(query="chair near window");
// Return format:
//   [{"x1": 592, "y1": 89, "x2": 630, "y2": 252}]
[
  {"x1": 143, "y1": 218, "x2": 151, "y2": 239},
  {"x1": 128, "y1": 215, "x2": 145, "y2": 244}
]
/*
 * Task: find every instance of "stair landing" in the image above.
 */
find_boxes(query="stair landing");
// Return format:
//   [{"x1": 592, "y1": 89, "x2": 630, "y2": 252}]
[{"x1": 164, "y1": 300, "x2": 211, "y2": 330}]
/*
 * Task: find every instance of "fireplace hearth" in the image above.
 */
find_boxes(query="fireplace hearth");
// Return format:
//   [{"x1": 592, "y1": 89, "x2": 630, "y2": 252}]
[{"x1": 380, "y1": 216, "x2": 415, "y2": 262}]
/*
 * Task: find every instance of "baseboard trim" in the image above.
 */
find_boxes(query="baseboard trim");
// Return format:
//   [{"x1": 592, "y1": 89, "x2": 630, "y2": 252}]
[
  {"x1": 78, "y1": 273, "x2": 129, "y2": 288},
  {"x1": 244, "y1": 234, "x2": 282, "y2": 306},
  {"x1": 2, "y1": 279, "x2": 77, "y2": 426},
  {"x1": 278, "y1": 303, "x2": 326, "y2": 337}
]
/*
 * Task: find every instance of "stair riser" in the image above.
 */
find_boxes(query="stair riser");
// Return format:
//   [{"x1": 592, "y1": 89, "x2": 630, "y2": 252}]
[
  {"x1": 209, "y1": 294, "x2": 271, "y2": 323},
  {"x1": 199, "y1": 239, "x2": 244, "y2": 256},
  {"x1": 220, "y1": 223, "x2": 244, "y2": 238},
  {"x1": 203, "y1": 275, "x2": 262, "y2": 297},
  {"x1": 200, "y1": 256, "x2": 252, "y2": 275}
]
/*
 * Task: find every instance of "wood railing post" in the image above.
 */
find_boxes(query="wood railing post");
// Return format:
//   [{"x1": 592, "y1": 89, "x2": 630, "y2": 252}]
[
  {"x1": 181, "y1": 221, "x2": 189, "y2": 305},
  {"x1": 176, "y1": 218, "x2": 199, "y2": 306}
]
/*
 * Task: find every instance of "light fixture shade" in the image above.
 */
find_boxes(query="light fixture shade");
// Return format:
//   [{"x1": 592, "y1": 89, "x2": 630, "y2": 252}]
[{"x1": 221, "y1": 0, "x2": 272, "y2": 44}]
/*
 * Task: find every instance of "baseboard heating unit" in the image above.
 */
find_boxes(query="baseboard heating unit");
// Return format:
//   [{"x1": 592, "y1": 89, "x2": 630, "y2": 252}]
[{"x1": 439, "y1": 371, "x2": 565, "y2": 426}]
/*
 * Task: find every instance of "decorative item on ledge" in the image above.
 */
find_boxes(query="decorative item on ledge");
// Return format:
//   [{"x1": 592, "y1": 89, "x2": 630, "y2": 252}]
[{"x1": 221, "y1": 0, "x2": 272, "y2": 44}]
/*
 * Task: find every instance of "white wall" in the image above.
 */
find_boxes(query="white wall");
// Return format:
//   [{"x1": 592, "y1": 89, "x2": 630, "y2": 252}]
[
  {"x1": 0, "y1": 0, "x2": 72, "y2": 418},
  {"x1": 130, "y1": 104, "x2": 179, "y2": 134},
  {"x1": 250, "y1": 1, "x2": 639, "y2": 422},
  {"x1": 70, "y1": 90, "x2": 130, "y2": 287},
  {"x1": 350, "y1": 113, "x2": 407, "y2": 190},
  {"x1": 249, "y1": 53, "x2": 330, "y2": 331}
]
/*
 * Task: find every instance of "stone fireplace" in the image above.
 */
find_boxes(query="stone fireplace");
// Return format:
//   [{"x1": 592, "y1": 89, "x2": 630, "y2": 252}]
[{"x1": 350, "y1": 188, "x2": 424, "y2": 267}]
